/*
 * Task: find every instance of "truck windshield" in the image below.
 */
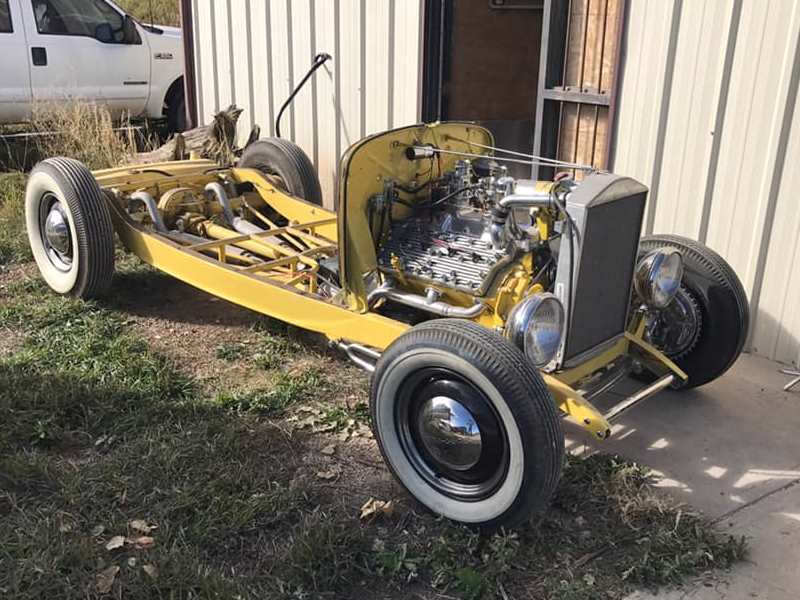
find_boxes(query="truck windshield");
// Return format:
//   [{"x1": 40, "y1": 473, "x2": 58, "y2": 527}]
[{"x1": 32, "y1": 0, "x2": 124, "y2": 41}]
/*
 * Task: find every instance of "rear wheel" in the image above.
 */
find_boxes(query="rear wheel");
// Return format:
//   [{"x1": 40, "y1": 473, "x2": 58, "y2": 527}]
[
  {"x1": 370, "y1": 319, "x2": 564, "y2": 531},
  {"x1": 238, "y1": 138, "x2": 323, "y2": 206},
  {"x1": 637, "y1": 235, "x2": 749, "y2": 388},
  {"x1": 25, "y1": 158, "x2": 115, "y2": 299}
]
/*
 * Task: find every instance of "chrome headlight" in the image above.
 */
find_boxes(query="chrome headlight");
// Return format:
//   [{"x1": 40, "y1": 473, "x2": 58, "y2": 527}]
[
  {"x1": 505, "y1": 293, "x2": 565, "y2": 367},
  {"x1": 634, "y1": 249, "x2": 684, "y2": 309}
]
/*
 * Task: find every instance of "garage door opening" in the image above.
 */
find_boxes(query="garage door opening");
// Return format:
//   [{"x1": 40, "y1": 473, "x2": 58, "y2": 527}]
[{"x1": 422, "y1": 0, "x2": 543, "y2": 178}]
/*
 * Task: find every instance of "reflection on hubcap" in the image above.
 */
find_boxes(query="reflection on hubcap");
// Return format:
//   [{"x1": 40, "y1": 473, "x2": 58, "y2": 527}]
[
  {"x1": 417, "y1": 396, "x2": 482, "y2": 471},
  {"x1": 39, "y1": 195, "x2": 73, "y2": 271},
  {"x1": 396, "y1": 367, "x2": 508, "y2": 501},
  {"x1": 45, "y1": 207, "x2": 70, "y2": 255}
]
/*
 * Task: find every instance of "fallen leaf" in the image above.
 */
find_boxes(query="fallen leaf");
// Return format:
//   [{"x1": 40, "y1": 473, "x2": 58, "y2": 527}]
[
  {"x1": 320, "y1": 444, "x2": 336, "y2": 456},
  {"x1": 133, "y1": 536, "x2": 155, "y2": 549},
  {"x1": 129, "y1": 519, "x2": 154, "y2": 534},
  {"x1": 95, "y1": 565, "x2": 119, "y2": 593},
  {"x1": 359, "y1": 497, "x2": 396, "y2": 522},
  {"x1": 105, "y1": 536, "x2": 126, "y2": 551},
  {"x1": 316, "y1": 469, "x2": 338, "y2": 480},
  {"x1": 143, "y1": 564, "x2": 158, "y2": 579}
]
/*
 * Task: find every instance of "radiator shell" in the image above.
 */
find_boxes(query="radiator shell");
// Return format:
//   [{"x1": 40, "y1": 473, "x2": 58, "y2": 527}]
[{"x1": 553, "y1": 174, "x2": 648, "y2": 368}]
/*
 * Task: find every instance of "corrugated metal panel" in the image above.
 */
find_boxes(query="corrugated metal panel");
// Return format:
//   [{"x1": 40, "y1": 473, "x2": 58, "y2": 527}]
[
  {"x1": 614, "y1": 0, "x2": 800, "y2": 366},
  {"x1": 190, "y1": 0, "x2": 423, "y2": 209}
]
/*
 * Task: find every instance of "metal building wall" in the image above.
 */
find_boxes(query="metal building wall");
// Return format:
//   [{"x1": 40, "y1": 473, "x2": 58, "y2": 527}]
[
  {"x1": 613, "y1": 0, "x2": 800, "y2": 366},
  {"x1": 189, "y1": 0, "x2": 423, "y2": 208}
]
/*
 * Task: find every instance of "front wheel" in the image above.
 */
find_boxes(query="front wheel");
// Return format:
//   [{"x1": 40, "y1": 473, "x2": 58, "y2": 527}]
[
  {"x1": 637, "y1": 235, "x2": 749, "y2": 388},
  {"x1": 370, "y1": 319, "x2": 564, "y2": 531}
]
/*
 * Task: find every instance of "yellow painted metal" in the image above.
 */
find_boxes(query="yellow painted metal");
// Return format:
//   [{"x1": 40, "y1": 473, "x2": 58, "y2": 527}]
[
  {"x1": 543, "y1": 374, "x2": 611, "y2": 439},
  {"x1": 625, "y1": 331, "x2": 689, "y2": 381},
  {"x1": 231, "y1": 167, "x2": 337, "y2": 240},
  {"x1": 556, "y1": 336, "x2": 630, "y2": 386},
  {"x1": 336, "y1": 122, "x2": 495, "y2": 310},
  {"x1": 109, "y1": 202, "x2": 409, "y2": 348},
  {"x1": 93, "y1": 152, "x2": 686, "y2": 444}
]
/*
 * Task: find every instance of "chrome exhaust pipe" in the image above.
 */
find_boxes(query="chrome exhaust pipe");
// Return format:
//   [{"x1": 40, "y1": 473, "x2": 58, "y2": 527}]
[
  {"x1": 367, "y1": 283, "x2": 486, "y2": 318},
  {"x1": 332, "y1": 340, "x2": 381, "y2": 373},
  {"x1": 204, "y1": 182, "x2": 279, "y2": 239},
  {"x1": 130, "y1": 191, "x2": 167, "y2": 233}
]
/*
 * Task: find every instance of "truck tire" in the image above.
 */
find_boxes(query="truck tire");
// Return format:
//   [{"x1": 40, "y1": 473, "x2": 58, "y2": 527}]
[
  {"x1": 637, "y1": 234, "x2": 749, "y2": 388},
  {"x1": 238, "y1": 138, "x2": 323, "y2": 206},
  {"x1": 25, "y1": 158, "x2": 115, "y2": 299},
  {"x1": 370, "y1": 319, "x2": 564, "y2": 531},
  {"x1": 166, "y1": 87, "x2": 187, "y2": 133}
]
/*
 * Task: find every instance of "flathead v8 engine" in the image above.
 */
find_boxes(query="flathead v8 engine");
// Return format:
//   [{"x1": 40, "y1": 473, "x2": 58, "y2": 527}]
[{"x1": 376, "y1": 159, "x2": 550, "y2": 296}]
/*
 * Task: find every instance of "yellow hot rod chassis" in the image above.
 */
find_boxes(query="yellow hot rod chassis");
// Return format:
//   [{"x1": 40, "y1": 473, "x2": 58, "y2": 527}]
[{"x1": 25, "y1": 122, "x2": 748, "y2": 529}]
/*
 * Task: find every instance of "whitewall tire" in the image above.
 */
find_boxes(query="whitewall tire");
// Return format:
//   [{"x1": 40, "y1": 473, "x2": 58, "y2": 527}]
[
  {"x1": 25, "y1": 158, "x2": 115, "y2": 298},
  {"x1": 370, "y1": 319, "x2": 564, "y2": 531}
]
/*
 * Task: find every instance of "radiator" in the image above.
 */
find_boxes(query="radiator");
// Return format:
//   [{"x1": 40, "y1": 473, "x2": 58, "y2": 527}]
[{"x1": 553, "y1": 174, "x2": 648, "y2": 367}]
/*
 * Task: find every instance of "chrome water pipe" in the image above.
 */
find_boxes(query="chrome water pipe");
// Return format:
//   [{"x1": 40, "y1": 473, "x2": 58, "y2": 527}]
[{"x1": 367, "y1": 283, "x2": 486, "y2": 318}]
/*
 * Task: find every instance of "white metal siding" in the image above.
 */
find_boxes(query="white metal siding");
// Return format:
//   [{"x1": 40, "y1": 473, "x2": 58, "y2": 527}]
[
  {"x1": 614, "y1": 0, "x2": 800, "y2": 366},
  {"x1": 190, "y1": 0, "x2": 423, "y2": 208}
]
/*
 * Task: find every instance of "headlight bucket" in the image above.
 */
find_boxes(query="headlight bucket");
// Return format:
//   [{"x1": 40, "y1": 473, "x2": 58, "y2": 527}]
[
  {"x1": 634, "y1": 249, "x2": 684, "y2": 309},
  {"x1": 505, "y1": 293, "x2": 565, "y2": 367}
]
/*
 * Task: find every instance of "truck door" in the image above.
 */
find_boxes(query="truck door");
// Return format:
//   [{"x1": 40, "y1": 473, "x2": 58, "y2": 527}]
[
  {"x1": 22, "y1": 0, "x2": 150, "y2": 117},
  {"x1": 0, "y1": 0, "x2": 33, "y2": 122}
]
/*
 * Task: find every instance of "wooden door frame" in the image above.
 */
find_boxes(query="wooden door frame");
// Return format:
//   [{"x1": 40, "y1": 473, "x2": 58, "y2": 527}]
[{"x1": 532, "y1": 0, "x2": 628, "y2": 179}]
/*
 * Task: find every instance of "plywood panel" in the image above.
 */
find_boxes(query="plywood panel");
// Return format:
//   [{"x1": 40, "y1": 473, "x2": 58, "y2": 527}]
[{"x1": 444, "y1": 1, "x2": 541, "y2": 120}]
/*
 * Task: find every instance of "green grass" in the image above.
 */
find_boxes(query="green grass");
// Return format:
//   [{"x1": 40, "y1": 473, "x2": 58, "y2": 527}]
[
  {"x1": 0, "y1": 172, "x2": 30, "y2": 264},
  {"x1": 0, "y1": 271, "x2": 747, "y2": 599}
]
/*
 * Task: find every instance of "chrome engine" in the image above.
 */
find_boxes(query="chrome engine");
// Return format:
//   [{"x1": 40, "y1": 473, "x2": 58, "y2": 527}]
[{"x1": 377, "y1": 160, "x2": 542, "y2": 295}]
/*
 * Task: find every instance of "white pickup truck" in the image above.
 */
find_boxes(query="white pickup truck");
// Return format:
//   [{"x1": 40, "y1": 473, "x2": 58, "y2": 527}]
[{"x1": 0, "y1": 0, "x2": 185, "y2": 131}]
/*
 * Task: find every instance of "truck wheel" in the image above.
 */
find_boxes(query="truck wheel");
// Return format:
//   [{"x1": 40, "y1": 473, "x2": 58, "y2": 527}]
[
  {"x1": 370, "y1": 319, "x2": 564, "y2": 531},
  {"x1": 638, "y1": 234, "x2": 749, "y2": 388},
  {"x1": 238, "y1": 138, "x2": 323, "y2": 206},
  {"x1": 166, "y1": 87, "x2": 187, "y2": 133},
  {"x1": 25, "y1": 158, "x2": 115, "y2": 299}
]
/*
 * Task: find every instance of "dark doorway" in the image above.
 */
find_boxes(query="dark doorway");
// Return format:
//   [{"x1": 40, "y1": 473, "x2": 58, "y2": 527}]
[{"x1": 422, "y1": 0, "x2": 543, "y2": 177}]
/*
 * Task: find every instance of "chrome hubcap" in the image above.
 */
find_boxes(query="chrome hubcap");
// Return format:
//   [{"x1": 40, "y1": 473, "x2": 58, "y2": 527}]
[
  {"x1": 396, "y1": 368, "x2": 508, "y2": 501},
  {"x1": 45, "y1": 206, "x2": 70, "y2": 255},
  {"x1": 39, "y1": 195, "x2": 73, "y2": 270},
  {"x1": 417, "y1": 396, "x2": 482, "y2": 471}
]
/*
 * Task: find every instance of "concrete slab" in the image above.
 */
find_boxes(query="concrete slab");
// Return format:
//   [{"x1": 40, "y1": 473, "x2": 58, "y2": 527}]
[
  {"x1": 574, "y1": 353, "x2": 800, "y2": 599},
  {"x1": 566, "y1": 354, "x2": 800, "y2": 518},
  {"x1": 627, "y1": 482, "x2": 800, "y2": 599}
]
